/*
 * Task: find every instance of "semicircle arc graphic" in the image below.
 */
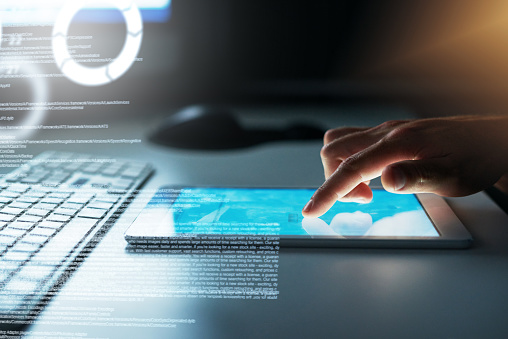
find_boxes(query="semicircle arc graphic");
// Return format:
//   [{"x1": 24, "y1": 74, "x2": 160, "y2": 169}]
[{"x1": 52, "y1": 0, "x2": 143, "y2": 86}]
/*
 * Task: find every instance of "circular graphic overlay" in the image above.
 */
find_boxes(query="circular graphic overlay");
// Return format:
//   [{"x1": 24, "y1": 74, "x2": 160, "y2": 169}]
[
  {"x1": 7, "y1": 64, "x2": 48, "y2": 140},
  {"x1": 52, "y1": 0, "x2": 143, "y2": 86}
]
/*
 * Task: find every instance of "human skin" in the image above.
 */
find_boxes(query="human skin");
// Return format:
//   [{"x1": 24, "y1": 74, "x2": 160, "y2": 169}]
[{"x1": 302, "y1": 115, "x2": 508, "y2": 218}]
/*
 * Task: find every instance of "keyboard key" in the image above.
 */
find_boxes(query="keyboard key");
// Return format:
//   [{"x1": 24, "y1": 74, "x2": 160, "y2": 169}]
[
  {"x1": 16, "y1": 263, "x2": 55, "y2": 281},
  {"x1": 0, "y1": 235, "x2": 17, "y2": 246},
  {"x1": 0, "y1": 213, "x2": 15, "y2": 222},
  {"x1": 121, "y1": 167, "x2": 145, "y2": 179},
  {"x1": 46, "y1": 213, "x2": 71, "y2": 223},
  {"x1": 21, "y1": 234, "x2": 49, "y2": 245},
  {"x1": 0, "y1": 206, "x2": 24, "y2": 215},
  {"x1": 44, "y1": 172, "x2": 70, "y2": 183},
  {"x1": 78, "y1": 208, "x2": 107, "y2": 219},
  {"x1": 3, "y1": 278, "x2": 40, "y2": 294},
  {"x1": 40, "y1": 197, "x2": 65, "y2": 205},
  {"x1": 70, "y1": 178, "x2": 89, "y2": 187},
  {"x1": 102, "y1": 165, "x2": 123, "y2": 176},
  {"x1": 59, "y1": 202, "x2": 83, "y2": 210},
  {"x1": 0, "y1": 196, "x2": 12, "y2": 204},
  {"x1": 31, "y1": 227, "x2": 57, "y2": 237},
  {"x1": 0, "y1": 227, "x2": 26, "y2": 238},
  {"x1": 15, "y1": 195, "x2": 39, "y2": 203},
  {"x1": 112, "y1": 178, "x2": 134, "y2": 189},
  {"x1": 38, "y1": 221, "x2": 65, "y2": 230},
  {"x1": 95, "y1": 195, "x2": 120, "y2": 204},
  {"x1": 0, "y1": 259, "x2": 23, "y2": 272},
  {"x1": 91, "y1": 182, "x2": 111, "y2": 189},
  {"x1": 62, "y1": 163, "x2": 83, "y2": 172},
  {"x1": 16, "y1": 214, "x2": 43, "y2": 223},
  {"x1": 67, "y1": 193, "x2": 94, "y2": 205},
  {"x1": 53, "y1": 207, "x2": 77, "y2": 216},
  {"x1": 33, "y1": 202, "x2": 58, "y2": 211},
  {"x1": 25, "y1": 208, "x2": 50, "y2": 217},
  {"x1": 87, "y1": 201, "x2": 114, "y2": 210},
  {"x1": 21, "y1": 175, "x2": 47, "y2": 184},
  {"x1": 107, "y1": 188, "x2": 128, "y2": 195},
  {"x1": 24, "y1": 190, "x2": 48, "y2": 199},
  {"x1": 43, "y1": 161, "x2": 62, "y2": 169},
  {"x1": 2, "y1": 249, "x2": 33, "y2": 262},
  {"x1": 5, "y1": 175, "x2": 25, "y2": 183},
  {"x1": 41, "y1": 178, "x2": 66, "y2": 187},
  {"x1": 0, "y1": 269, "x2": 11, "y2": 281},
  {"x1": 47, "y1": 192, "x2": 71, "y2": 199},
  {"x1": 0, "y1": 191, "x2": 20, "y2": 199},
  {"x1": 108, "y1": 178, "x2": 134, "y2": 193},
  {"x1": 8, "y1": 201, "x2": 32, "y2": 210},
  {"x1": 6, "y1": 184, "x2": 29, "y2": 193},
  {"x1": 9, "y1": 221, "x2": 34, "y2": 230},
  {"x1": 81, "y1": 163, "x2": 103, "y2": 174},
  {"x1": 10, "y1": 242, "x2": 41, "y2": 253}
]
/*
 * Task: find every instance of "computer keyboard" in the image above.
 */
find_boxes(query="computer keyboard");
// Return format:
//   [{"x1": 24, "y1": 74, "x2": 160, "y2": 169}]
[{"x1": 0, "y1": 151, "x2": 153, "y2": 327}]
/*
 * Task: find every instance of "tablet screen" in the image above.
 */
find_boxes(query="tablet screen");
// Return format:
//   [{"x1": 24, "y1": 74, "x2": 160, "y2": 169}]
[{"x1": 148, "y1": 187, "x2": 440, "y2": 238}]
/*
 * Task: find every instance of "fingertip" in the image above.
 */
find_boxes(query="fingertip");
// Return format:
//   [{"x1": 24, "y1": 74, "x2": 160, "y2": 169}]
[
  {"x1": 302, "y1": 199, "x2": 322, "y2": 218},
  {"x1": 302, "y1": 195, "x2": 333, "y2": 218},
  {"x1": 302, "y1": 199, "x2": 314, "y2": 214},
  {"x1": 382, "y1": 165, "x2": 406, "y2": 192}
]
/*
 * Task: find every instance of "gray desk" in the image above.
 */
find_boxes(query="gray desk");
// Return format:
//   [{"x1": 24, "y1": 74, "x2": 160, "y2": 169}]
[{"x1": 22, "y1": 105, "x2": 508, "y2": 338}]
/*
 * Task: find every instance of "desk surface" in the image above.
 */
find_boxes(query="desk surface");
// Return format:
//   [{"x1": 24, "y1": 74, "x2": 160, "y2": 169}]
[{"x1": 18, "y1": 105, "x2": 508, "y2": 338}]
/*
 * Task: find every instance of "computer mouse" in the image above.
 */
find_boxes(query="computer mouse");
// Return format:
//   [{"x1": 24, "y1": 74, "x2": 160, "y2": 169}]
[
  {"x1": 149, "y1": 105, "x2": 325, "y2": 150},
  {"x1": 149, "y1": 105, "x2": 249, "y2": 149}
]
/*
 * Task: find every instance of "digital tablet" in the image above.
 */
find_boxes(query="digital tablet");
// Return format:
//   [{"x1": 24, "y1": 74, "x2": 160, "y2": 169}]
[{"x1": 124, "y1": 186, "x2": 473, "y2": 248}]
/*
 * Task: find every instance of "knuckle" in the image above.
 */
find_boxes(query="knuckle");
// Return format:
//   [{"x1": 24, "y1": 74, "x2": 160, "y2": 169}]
[
  {"x1": 320, "y1": 143, "x2": 335, "y2": 159},
  {"x1": 323, "y1": 129, "x2": 336, "y2": 144},
  {"x1": 407, "y1": 161, "x2": 456, "y2": 192},
  {"x1": 385, "y1": 125, "x2": 421, "y2": 142},
  {"x1": 324, "y1": 127, "x2": 363, "y2": 144},
  {"x1": 411, "y1": 165, "x2": 436, "y2": 189},
  {"x1": 339, "y1": 155, "x2": 362, "y2": 177},
  {"x1": 378, "y1": 120, "x2": 405, "y2": 130},
  {"x1": 323, "y1": 128, "x2": 349, "y2": 144}
]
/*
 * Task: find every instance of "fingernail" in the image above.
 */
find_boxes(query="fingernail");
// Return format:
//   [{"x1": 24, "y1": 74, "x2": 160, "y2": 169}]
[
  {"x1": 392, "y1": 167, "x2": 406, "y2": 191},
  {"x1": 303, "y1": 199, "x2": 314, "y2": 213}
]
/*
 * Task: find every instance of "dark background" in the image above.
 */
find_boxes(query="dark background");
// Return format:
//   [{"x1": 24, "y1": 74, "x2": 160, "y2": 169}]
[
  {"x1": 7, "y1": 0, "x2": 508, "y2": 118},
  {"x1": 160, "y1": 0, "x2": 508, "y2": 115}
]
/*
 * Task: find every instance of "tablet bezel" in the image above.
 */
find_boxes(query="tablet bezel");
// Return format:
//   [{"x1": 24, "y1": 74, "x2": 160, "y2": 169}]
[{"x1": 124, "y1": 186, "x2": 473, "y2": 249}]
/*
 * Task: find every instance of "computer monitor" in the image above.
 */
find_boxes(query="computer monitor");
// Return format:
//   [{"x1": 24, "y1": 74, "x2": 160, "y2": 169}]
[{"x1": 2, "y1": 0, "x2": 504, "y2": 120}]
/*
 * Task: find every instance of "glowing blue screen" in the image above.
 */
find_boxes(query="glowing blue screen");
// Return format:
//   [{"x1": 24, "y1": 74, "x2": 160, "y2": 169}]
[{"x1": 147, "y1": 187, "x2": 440, "y2": 237}]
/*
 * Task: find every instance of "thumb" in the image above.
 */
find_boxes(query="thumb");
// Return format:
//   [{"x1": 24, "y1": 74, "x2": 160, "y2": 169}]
[{"x1": 381, "y1": 159, "x2": 448, "y2": 194}]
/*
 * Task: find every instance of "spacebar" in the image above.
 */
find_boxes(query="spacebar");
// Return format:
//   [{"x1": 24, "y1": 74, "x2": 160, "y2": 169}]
[{"x1": 31, "y1": 217, "x2": 99, "y2": 265}]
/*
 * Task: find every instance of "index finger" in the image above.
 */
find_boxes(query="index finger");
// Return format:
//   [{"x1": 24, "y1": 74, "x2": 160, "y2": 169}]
[
  {"x1": 323, "y1": 127, "x2": 368, "y2": 145},
  {"x1": 303, "y1": 138, "x2": 417, "y2": 218}
]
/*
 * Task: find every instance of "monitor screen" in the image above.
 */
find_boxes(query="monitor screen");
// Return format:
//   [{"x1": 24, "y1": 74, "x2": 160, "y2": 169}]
[
  {"x1": 0, "y1": 1, "x2": 171, "y2": 25},
  {"x1": 2, "y1": 0, "x2": 503, "y2": 115}
]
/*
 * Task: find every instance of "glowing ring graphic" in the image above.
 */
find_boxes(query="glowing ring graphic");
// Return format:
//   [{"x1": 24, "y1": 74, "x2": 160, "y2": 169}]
[{"x1": 52, "y1": 0, "x2": 143, "y2": 86}]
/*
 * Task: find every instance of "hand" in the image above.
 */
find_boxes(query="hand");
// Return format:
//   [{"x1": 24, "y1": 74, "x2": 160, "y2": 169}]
[{"x1": 302, "y1": 115, "x2": 508, "y2": 218}]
